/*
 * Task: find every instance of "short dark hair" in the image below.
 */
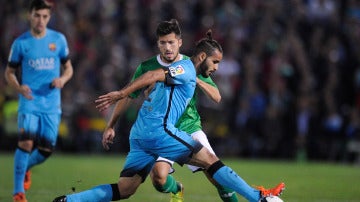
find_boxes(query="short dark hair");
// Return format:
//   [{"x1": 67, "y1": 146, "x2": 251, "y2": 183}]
[
  {"x1": 193, "y1": 30, "x2": 223, "y2": 56},
  {"x1": 29, "y1": 0, "x2": 52, "y2": 12},
  {"x1": 156, "y1": 19, "x2": 182, "y2": 38}
]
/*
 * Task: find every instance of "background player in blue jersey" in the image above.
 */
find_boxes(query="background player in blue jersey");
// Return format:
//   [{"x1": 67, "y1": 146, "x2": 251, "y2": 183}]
[
  {"x1": 54, "y1": 31, "x2": 284, "y2": 202},
  {"x1": 4, "y1": 0, "x2": 74, "y2": 201}
]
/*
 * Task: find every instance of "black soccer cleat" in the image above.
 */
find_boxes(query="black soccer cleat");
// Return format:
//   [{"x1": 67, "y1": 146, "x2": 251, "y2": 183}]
[{"x1": 53, "y1": 195, "x2": 67, "y2": 202}]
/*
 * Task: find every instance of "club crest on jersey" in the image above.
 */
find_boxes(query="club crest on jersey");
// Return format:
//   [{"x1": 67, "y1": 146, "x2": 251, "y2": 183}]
[
  {"x1": 49, "y1": 43, "x2": 56, "y2": 51},
  {"x1": 169, "y1": 65, "x2": 185, "y2": 77}
]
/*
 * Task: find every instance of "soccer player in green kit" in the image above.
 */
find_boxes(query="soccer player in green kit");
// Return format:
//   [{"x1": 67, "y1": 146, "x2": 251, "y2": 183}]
[{"x1": 100, "y1": 19, "x2": 238, "y2": 202}]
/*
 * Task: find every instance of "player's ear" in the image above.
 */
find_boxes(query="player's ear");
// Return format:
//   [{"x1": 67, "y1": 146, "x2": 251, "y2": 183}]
[
  {"x1": 178, "y1": 38, "x2": 183, "y2": 48},
  {"x1": 199, "y1": 51, "x2": 207, "y2": 62}
]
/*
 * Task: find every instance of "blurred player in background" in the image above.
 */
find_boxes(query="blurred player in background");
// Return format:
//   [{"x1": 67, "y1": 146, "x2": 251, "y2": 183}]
[
  {"x1": 4, "y1": 0, "x2": 74, "y2": 201},
  {"x1": 54, "y1": 29, "x2": 284, "y2": 202},
  {"x1": 97, "y1": 19, "x2": 238, "y2": 202}
]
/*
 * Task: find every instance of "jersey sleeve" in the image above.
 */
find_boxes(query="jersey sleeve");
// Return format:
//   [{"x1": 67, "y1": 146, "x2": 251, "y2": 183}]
[
  {"x1": 128, "y1": 63, "x2": 144, "y2": 98},
  {"x1": 7, "y1": 39, "x2": 22, "y2": 68},
  {"x1": 165, "y1": 60, "x2": 192, "y2": 85},
  {"x1": 58, "y1": 33, "x2": 70, "y2": 64}
]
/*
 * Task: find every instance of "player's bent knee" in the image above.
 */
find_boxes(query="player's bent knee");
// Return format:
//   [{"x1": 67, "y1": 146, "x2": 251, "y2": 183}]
[
  {"x1": 151, "y1": 173, "x2": 167, "y2": 186},
  {"x1": 18, "y1": 140, "x2": 34, "y2": 152},
  {"x1": 150, "y1": 162, "x2": 171, "y2": 186},
  {"x1": 38, "y1": 148, "x2": 52, "y2": 158}
]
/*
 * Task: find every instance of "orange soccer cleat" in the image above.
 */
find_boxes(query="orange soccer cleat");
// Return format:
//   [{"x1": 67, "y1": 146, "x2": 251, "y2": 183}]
[
  {"x1": 254, "y1": 182, "x2": 285, "y2": 197},
  {"x1": 13, "y1": 192, "x2": 28, "y2": 202},
  {"x1": 24, "y1": 170, "x2": 32, "y2": 191}
]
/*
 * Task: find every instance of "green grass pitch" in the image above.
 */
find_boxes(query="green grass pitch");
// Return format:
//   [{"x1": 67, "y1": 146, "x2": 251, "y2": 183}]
[{"x1": 1, "y1": 152, "x2": 359, "y2": 202}]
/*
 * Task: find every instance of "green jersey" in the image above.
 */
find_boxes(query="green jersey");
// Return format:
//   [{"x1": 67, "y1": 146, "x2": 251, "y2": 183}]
[
  {"x1": 175, "y1": 74, "x2": 217, "y2": 134},
  {"x1": 129, "y1": 54, "x2": 218, "y2": 134}
]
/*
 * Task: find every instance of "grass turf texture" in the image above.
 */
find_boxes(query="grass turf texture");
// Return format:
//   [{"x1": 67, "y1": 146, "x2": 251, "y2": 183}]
[{"x1": 1, "y1": 152, "x2": 359, "y2": 202}]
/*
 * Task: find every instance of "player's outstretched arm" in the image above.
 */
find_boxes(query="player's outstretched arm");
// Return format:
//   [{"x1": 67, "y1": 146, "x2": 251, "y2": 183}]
[{"x1": 95, "y1": 68, "x2": 166, "y2": 111}]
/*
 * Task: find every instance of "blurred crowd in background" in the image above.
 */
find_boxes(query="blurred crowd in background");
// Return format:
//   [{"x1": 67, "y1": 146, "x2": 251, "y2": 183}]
[{"x1": 1, "y1": 0, "x2": 360, "y2": 163}]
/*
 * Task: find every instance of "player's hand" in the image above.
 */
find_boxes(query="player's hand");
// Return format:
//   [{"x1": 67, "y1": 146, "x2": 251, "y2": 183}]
[
  {"x1": 51, "y1": 78, "x2": 65, "y2": 89},
  {"x1": 95, "y1": 91, "x2": 124, "y2": 112},
  {"x1": 19, "y1": 85, "x2": 33, "y2": 100},
  {"x1": 144, "y1": 83, "x2": 155, "y2": 99},
  {"x1": 102, "y1": 127, "x2": 115, "y2": 150}
]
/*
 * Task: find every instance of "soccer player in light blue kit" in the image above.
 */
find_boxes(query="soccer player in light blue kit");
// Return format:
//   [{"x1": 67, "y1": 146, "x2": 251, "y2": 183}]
[
  {"x1": 54, "y1": 31, "x2": 284, "y2": 202},
  {"x1": 4, "y1": 0, "x2": 74, "y2": 201}
]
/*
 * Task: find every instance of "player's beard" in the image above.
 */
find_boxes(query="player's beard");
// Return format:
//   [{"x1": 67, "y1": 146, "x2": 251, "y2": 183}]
[
  {"x1": 198, "y1": 59, "x2": 210, "y2": 78},
  {"x1": 162, "y1": 52, "x2": 179, "y2": 64}
]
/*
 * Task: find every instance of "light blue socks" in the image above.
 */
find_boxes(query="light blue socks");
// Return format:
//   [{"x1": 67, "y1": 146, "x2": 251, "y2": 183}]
[
  {"x1": 13, "y1": 148, "x2": 30, "y2": 194},
  {"x1": 213, "y1": 166, "x2": 260, "y2": 202},
  {"x1": 66, "y1": 184, "x2": 113, "y2": 202},
  {"x1": 27, "y1": 149, "x2": 46, "y2": 170}
]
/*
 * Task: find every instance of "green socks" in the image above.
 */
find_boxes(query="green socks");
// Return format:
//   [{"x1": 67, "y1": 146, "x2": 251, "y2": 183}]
[
  {"x1": 217, "y1": 185, "x2": 238, "y2": 202},
  {"x1": 154, "y1": 175, "x2": 179, "y2": 194},
  {"x1": 154, "y1": 174, "x2": 237, "y2": 201}
]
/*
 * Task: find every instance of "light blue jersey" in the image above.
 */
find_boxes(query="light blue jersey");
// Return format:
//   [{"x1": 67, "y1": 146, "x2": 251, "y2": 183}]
[
  {"x1": 8, "y1": 28, "x2": 69, "y2": 114},
  {"x1": 121, "y1": 59, "x2": 204, "y2": 177},
  {"x1": 130, "y1": 59, "x2": 196, "y2": 140}
]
